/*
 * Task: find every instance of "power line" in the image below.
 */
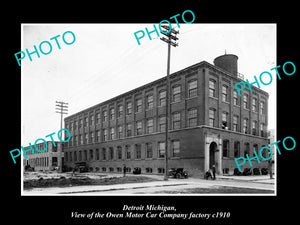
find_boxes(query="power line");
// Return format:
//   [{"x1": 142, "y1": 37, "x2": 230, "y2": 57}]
[
  {"x1": 55, "y1": 101, "x2": 68, "y2": 139},
  {"x1": 160, "y1": 26, "x2": 179, "y2": 181}
]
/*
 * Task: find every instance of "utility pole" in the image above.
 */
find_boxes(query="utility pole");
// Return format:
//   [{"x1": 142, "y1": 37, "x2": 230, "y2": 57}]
[
  {"x1": 160, "y1": 25, "x2": 179, "y2": 181},
  {"x1": 55, "y1": 101, "x2": 68, "y2": 139}
]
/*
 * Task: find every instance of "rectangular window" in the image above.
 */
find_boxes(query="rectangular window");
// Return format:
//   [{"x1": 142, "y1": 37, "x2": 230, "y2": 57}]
[
  {"x1": 159, "y1": 115, "x2": 166, "y2": 132},
  {"x1": 117, "y1": 105, "x2": 123, "y2": 118},
  {"x1": 188, "y1": 80, "x2": 197, "y2": 98},
  {"x1": 223, "y1": 140, "x2": 229, "y2": 157},
  {"x1": 260, "y1": 123, "x2": 265, "y2": 137},
  {"x1": 136, "y1": 98, "x2": 142, "y2": 113},
  {"x1": 172, "y1": 140, "x2": 180, "y2": 157},
  {"x1": 209, "y1": 108, "x2": 216, "y2": 127},
  {"x1": 110, "y1": 108, "x2": 115, "y2": 120},
  {"x1": 103, "y1": 110, "x2": 107, "y2": 122},
  {"x1": 233, "y1": 115, "x2": 238, "y2": 132},
  {"x1": 188, "y1": 108, "x2": 197, "y2": 127},
  {"x1": 96, "y1": 149, "x2": 99, "y2": 160},
  {"x1": 89, "y1": 149, "x2": 93, "y2": 161},
  {"x1": 74, "y1": 121, "x2": 78, "y2": 130},
  {"x1": 85, "y1": 117, "x2": 89, "y2": 127},
  {"x1": 222, "y1": 112, "x2": 228, "y2": 129},
  {"x1": 79, "y1": 134, "x2": 83, "y2": 145},
  {"x1": 260, "y1": 101, "x2": 265, "y2": 114},
  {"x1": 172, "y1": 112, "x2": 181, "y2": 130},
  {"x1": 252, "y1": 120, "x2": 257, "y2": 135},
  {"x1": 110, "y1": 127, "x2": 115, "y2": 140},
  {"x1": 109, "y1": 147, "x2": 114, "y2": 160},
  {"x1": 117, "y1": 146, "x2": 122, "y2": 160},
  {"x1": 243, "y1": 118, "x2": 248, "y2": 134},
  {"x1": 103, "y1": 129, "x2": 108, "y2": 141},
  {"x1": 90, "y1": 132, "x2": 94, "y2": 143},
  {"x1": 135, "y1": 144, "x2": 141, "y2": 159},
  {"x1": 158, "y1": 142, "x2": 165, "y2": 158},
  {"x1": 96, "y1": 130, "x2": 100, "y2": 142},
  {"x1": 146, "y1": 95, "x2": 154, "y2": 110},
  {"x1": 102, "y1": 148, "x2": 106, "y2": 160},
  {"x1": 222, "y1": 85, "x2": 229, "y2": 102},
  {"x1": 125, "y1": 145, "x2": 131, "y2": 159},
  {"x1": 136, "y1": 121, "x2": 142, "y2": 135},
  {"x1": 209, "y1": 79, "x2": 216, "y2": 97},
  {"x1": 118, "y1": 125, "x2": 123, "y2": 138},
  {"x1": 126, "y1": 102, "x2": 132, "y2": 115},
  {"x1": 78, "y1": 150, "x2": 82, "y2": 161},
  {"x1": 96, "y1": 112, "x2": 100, "y2": 124},
  {"x1": 252, "y1": 98, "x2": 257, "y2": 112},
  {"x1": 243, "y1": 94, "x2": 249, "y2": 109},
  {"x1": 172, "y1": 85, "x2": 181, "y2": 102},
  {"x1": 85, "y1": 133, "x2": 88, "y2": 144},
  {"x1": 159, "y1": 90, "x2": 166, "y2": 106},
  {"x1": 146, "y1": 118, "x2": 154, "y2": 134},
  {"x1": 233, "y1": 91, "x2": 239, "y2": 105},
  {"x1": 83, "y1": 150, "x2": 87, "y2": 161},
  {"x1": 90, "y1": 115, "x2": 94, "y2": 126},
  {"x1": 146, "y1": 143, "x2": 153, "y2": 158},
  {"x1": 126, "y1": 123, "x2": 132, "y2": 137}
]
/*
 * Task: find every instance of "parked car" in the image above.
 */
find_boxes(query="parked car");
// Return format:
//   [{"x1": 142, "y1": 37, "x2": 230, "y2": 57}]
[
  {"x1": 75, "y1": 162, "x2": 89, "y2": 173},
  {"x1": 168, "y1": 168, "x2": 188, "y2": 179},
  {"x1": 133, "y1": 167, "x2": 141, "y2": 174},
  {"x1": 242, "y1": 168, "x2": 252, "y2": 176},
  {"x1": 234, "y1": 168, "x2": 242, "y2": 176},
  {"x1": 261, "y1": 168, "x2": 269, "y2": 175},
  {"x1": 253, "y1": 168, "x2": 261, "y2": 175}
]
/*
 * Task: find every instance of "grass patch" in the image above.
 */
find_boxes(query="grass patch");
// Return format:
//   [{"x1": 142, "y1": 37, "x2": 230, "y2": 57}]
[{"x1": 24, "y1": 175, "x2": 159, "y2": 190}]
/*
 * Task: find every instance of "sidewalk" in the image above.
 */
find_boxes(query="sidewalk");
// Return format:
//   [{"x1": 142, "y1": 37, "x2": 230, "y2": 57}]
[{"x1": 217, "y1": 175, "x2": 275, "y2": 184}]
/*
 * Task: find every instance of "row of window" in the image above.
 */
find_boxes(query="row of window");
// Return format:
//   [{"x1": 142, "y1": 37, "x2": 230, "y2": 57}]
[
  {"x1": 81, "y1": 166, "x2": 163, "y2": 174},
  {"x1": 223, "y1": 139, "x2": 269, "y2": 158},
  {"x1": 66, "y1": 80, "x2": 199, "y2": 130},
  {"x1": 65, "y1": 108, "x2": 266, "y2": 148},
  {"x1": 66, "y1": 109, "x2": 197, "y2": 147},
  {"x1": 209, "y1": 108, "x2": 266, "y2": 136},
  {"x1": 209, "y1": 79, "x2": 266, "y2": 113},
  {"x1": 26, "y1": 157, "x2": 58, "y2": 167},
  {"x1": 65, "y1": 140, "x2": 180, "y2": 163}
]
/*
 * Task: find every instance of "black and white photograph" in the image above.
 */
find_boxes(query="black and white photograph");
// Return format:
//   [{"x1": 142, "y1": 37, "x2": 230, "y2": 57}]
[
  {"x1": 4, "y1": 5, "x2": 298, "y2": 225},
  {"x1": 20, "y1": 23, "x2": 276, "y2": 196}
]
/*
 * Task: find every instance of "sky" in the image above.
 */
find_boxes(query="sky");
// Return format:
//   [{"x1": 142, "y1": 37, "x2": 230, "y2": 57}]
[{"x1": 21, "y1": 23, "x2": 276, "y2": 146}]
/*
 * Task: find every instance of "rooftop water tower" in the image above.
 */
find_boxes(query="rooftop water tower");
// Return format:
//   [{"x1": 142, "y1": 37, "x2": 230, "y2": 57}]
[{"x1": 213, "y1": 53, "x2": 238, "y2": 77}]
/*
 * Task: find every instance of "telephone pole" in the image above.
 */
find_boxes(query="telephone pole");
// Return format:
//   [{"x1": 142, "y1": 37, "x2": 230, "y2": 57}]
[
  {"x1": 160, "y1": 25, "x2": 179, "y2": 181},
  {"x1": 55, "y1": 101, "x2": 68, "y2": 139}
]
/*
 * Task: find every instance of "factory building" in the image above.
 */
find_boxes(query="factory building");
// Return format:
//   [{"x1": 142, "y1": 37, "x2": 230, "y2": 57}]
[
  {"x1": 23, "y1": 141, "x2": 64, "y2": 172},
  {"x1": 63, "y1": 54, "x2": 269, "y2": 176}
]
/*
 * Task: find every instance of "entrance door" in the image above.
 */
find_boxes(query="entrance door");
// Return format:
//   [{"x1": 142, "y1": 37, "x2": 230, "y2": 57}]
[{"x1": 209, "y1": 142, "x2": 217, "y2": 169}]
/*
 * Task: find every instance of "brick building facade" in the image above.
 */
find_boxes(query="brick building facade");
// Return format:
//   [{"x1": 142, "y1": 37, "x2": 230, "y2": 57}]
[{"x1": 63, "y1": 54, "x2": 269, "y2": 176}]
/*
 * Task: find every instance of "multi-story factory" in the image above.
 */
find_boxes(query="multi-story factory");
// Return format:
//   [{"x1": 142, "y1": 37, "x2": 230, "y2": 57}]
[{"x1": 63, "y1": 54, "x2": 269, "y2": 176}]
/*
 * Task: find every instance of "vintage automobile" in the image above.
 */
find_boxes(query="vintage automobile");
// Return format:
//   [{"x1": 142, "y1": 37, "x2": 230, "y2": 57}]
[
  {"x1": 74, "y1": 162, "x2": 89, "y2": 173},
  {"x1": 133, "y1": 167, "x2": 141, "y2": 174},
  {"x1": 168, "y1": 168, "x2": 188, "y2": 179}
]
